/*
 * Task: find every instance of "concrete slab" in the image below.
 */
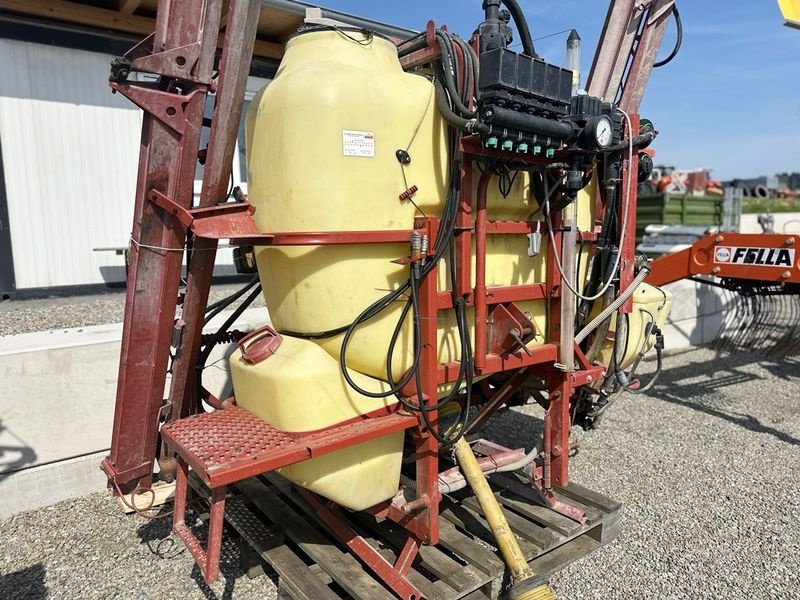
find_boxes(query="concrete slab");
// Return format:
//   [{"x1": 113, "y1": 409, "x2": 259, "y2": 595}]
[
  {"x1": 0, "y1": 309, "x2": 267, "y2": 479},
  {"x1": 740, "y1": 211, "x2": 800, "y2": 234},
  {"x1": 0, "y1": 450, "x2": 108, "y2": 520},
  {"x1": 1, "y1": 340, "x2": 118, "y2": 472}
]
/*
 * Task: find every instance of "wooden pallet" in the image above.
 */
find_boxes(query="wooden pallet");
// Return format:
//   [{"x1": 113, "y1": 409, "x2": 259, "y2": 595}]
[{"x1": 188, "y1": 471, "x2": 620, "y2": 600}]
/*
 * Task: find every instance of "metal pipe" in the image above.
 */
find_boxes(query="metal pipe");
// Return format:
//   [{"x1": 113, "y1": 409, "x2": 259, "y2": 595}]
[
  {"x1": 453, "y1": 435, "x2": 555, "y2": 599},
  {"x1": 542, "y1": 408, "x2": 552, "y2": 491},
  {"x1": 475, "y1": 172, "x2": 492, "y2": 371},
  {"x1": 574, "y1": 266, "x2": 650, "y2": 345},
  {"x1": 559, "y1": 198, "x2": 577, "y2": 371},
  {"x1": 482, "y1": 105, "x2": 576, "y2": 141},
  {"x1": 566, "y1": 29, "x2": 581, "y2": 95}
]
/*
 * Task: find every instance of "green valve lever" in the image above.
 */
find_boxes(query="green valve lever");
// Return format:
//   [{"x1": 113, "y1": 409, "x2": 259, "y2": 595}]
[
  {"x1": 533, "y1": 145, "x2": 542, "y2": 155},
  {"x1": 546, "y1": 148, "x2": 555, "y2": 158},
  {"x1": 502, "y1": 140, "x2": 514, "y2": 151},
  {"x1": 486, "y1": 137, "x2": 498, "y2": 149},
  {"x1": 517, "y1": 143, "x2": 529, "y2": 153}
]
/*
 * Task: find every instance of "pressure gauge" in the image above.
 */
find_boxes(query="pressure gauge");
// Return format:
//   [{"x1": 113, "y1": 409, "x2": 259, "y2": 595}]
[{"x1": 593, "y1": 115, "x2": 613, "y2": 148}]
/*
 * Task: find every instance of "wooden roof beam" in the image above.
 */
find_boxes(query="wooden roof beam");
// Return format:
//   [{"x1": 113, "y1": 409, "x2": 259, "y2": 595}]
[
  {"x1": 0, "y1": 0, "x2": 283, "y2": 60},
  {"x1": 117, "y1": 0, "x2": 141, "y2": 15}
]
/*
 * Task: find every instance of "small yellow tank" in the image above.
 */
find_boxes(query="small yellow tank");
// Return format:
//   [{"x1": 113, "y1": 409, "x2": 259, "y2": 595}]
[{"x1": 230, "y1": 331, "x2": 403, "y2": 511}]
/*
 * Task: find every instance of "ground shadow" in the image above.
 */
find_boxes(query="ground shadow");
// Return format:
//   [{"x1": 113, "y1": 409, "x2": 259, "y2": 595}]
[
  {"x1": 135, "y1": 503, "x2": 274, "y2": 599},
  {"x1": 0, "y1": 563, "x2": 47, "y2": 600},
  {"x1": 0, "y1": 420, "x2": 38, "y2": 477},
  {"x1": 645, "y1": 350, "x2": 800, "y2": 446}
]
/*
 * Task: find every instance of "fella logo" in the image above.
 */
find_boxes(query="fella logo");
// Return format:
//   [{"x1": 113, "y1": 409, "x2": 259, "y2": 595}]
[{"x1": 714, "y1": 246, "x2": 796, "y2": 267}]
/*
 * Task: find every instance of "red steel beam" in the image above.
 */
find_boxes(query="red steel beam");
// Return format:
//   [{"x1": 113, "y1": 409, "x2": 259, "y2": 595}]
[{"x1": 102, "y1": 0, "x2": 224, "y2": 494}]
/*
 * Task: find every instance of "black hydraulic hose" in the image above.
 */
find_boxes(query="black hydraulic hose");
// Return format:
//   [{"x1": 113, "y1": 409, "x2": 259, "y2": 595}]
[
  {"x1": 653, "y1": 5, "x2": 682, "y2": 68},
  {"x1": 501, "y1": 0, "x2": 537, "y2": 57},
  {"x1": 196, "y1": 284, "x2": 263, "y2": 408},
  {"x1": 451, "y1": 36, "x2": 480, "y2": 99},
  {"x1": 204, "y1": 275, "x2": 260, "y2": 325},
  {"x1": 434, "y1": 79, "x2": 489, "y2": 135},
  {"x1": 396, "y1": 31, "x2": 427, "y2": 57},
  {"x1": 339, "y1": 282, "x2": 413, "y2": 399},
  {"x1": 482, "y1": 105, "x2": 576, "y2": 141},
  {"x1": 435, "y1": 32, "x2": 476, "y2": 118},
  {"x1": 604, "y1": 130, "x2": 657, "y2": 153}
]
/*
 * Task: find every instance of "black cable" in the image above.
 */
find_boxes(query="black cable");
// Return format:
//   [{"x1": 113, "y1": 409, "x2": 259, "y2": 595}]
[
  {"x1": 653, "y1": 5, "x2": 682, "y2": 68},
  {"x1": 501, "y1": 0, "x2": 537, "y2": 57},
  {"x1": 196, "y1": 284, "x2": 263, "y2": 409},
  {"x1": 204, "y1": 275, "x2": 259, "y2": 325},
  {"x1": 435, "y1": 33, "x2": 476, "y2": 118},
  {"x1": 336, "y1": 33, "x2": 475, "y2": 445}
]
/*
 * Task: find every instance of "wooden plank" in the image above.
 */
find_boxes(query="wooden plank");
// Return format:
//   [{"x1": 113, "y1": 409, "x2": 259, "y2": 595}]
[
  {"x1": 117, "y1": 0, "x2": 141, "y2": 15},
  {"x1": 117, "y1": 480, "x2": 175, "y2": 514},
  {"x1": 0, "y1": 0, "x2": 156, "y2": 35},
  {"x1": 0, "y1": 0, "x2": 283, "y2": 60},
  {"x1": 436, "y1": 520, "x2": 504, "y2": 577},
  {"x1": 461, "y1": 495, "x2": 556, "y2": 550},
  {"x1": 236, "y1": 478, "x2": 395, "y2": 600},
  {"x1": 550, "y1": 490, "x2": 603, "y2": 524},
  {"x1": 225, "y1": 497, "x2": 340, "y2": 600},
  {"x1": 348, "y1": 524, "x2": 451, "y2": 600},
  {"x1": 268, "y1": 474, "x2": 492, "y2": 599},
  {"x1": 555, "y1": 482, "x2": 622, "y2": 514},
  {"x1": 494, "y1": 490, "x2": 578, "y2": 538},
  {"x1": 440, "y1": 501, "x2": 539, "y2": 561},
  {"x1": 489, "y1": 474, "x2": 582, "y2": 536},
  {"x1": 353, "y1": 512, "x2": 485, "y2": 595},
  {"x1": 528, "y1": 529, "x2": 602, "y2": 577},
  {"x1": 187, "y1": 473, "x2": 337, "y2": 599}
]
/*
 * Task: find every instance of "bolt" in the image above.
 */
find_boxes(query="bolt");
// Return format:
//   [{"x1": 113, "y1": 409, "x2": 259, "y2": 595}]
[
  {"x1": 587, "y1": 375, "x2": 593, "y2": 383},
  {"x1": 715, "y1": 235, "x2": 724, "y2": 243},
  {"x1": 781, "y1": 271, "x2": 791, "y2": 279},
  {"x1": 712, "y1": 266, "x2": 721, "y2": 274},
  {"x1": 786, "y1": 238, "x2": 794, "y2": 246}
]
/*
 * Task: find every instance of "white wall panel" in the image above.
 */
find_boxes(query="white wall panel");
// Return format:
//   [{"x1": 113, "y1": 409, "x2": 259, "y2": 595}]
[
  {"x1": 0, "y1": 40, "x2": 141, "y2": 289},
  {"x1": 0, "y1": 40, "x2": 266, "y2": 290}
]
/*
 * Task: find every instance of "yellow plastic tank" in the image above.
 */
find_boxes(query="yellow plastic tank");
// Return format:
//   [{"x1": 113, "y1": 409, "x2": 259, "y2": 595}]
[
  {"x1": 230, "y1": 330, "x2": 403, "y2": 511},
  {"x1": 236, "y1": 27, "x2": 669, "y2": 508},
  {"x1": 245, "y1": 29, "x2": 599, "y2": 380},
  {"x1": 597, "y1": 282, "x2": 673, "y2": 369}
]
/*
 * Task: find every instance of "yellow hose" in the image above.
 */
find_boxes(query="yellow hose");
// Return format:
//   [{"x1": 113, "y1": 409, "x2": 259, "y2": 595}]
[{"x1": 452, "y1": 435, "x2": 557, "y2": 600}]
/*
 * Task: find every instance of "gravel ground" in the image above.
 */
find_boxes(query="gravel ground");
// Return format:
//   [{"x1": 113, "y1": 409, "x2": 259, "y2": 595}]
[
  {"x1": 2, "y1": 347, "x2": 799, "y2": 599},
  {"x1": 0, "y1": 283, "x2": 266, "y2": 337}
]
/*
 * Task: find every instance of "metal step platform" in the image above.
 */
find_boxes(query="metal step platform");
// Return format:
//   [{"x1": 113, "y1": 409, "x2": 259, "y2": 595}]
[{"x1": 187, "y1": 470, "x2": 620, "y2": 599}]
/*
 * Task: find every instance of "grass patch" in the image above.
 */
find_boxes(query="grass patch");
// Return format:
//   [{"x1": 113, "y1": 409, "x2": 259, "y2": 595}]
[{"x1": 742, "y1": 198, "x2": 800, "y2": 214}]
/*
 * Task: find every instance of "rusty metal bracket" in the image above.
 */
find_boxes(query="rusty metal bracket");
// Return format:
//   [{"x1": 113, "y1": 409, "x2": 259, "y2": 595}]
[
  {"x1": 111, "y1": 83, "x2": 196, "y2": 134},
  {"x1": 148, "y1": 189, "x2": 257, "y2": 234},
  {"x1": 132, "y1": 42, "x2": 205, "y2": 82}
]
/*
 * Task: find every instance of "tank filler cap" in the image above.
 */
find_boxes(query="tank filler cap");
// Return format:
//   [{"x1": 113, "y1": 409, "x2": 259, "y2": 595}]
[{"x1": 238, "y1": 325, "x2": 283, "y2": 364}]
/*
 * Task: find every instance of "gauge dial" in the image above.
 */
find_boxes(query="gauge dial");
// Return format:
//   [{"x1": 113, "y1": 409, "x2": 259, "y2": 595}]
[{"x1": 595, "y1": 116, "x2": 613, "y2": 148}]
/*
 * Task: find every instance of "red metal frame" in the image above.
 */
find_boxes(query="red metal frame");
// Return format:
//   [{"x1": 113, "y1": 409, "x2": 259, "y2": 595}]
[
  {"x1": 104, "y1": 4, "x2": 657, "y2": 590},
  {"x1": 648, "y1": 233, "x2": 800, "y2": 287}
]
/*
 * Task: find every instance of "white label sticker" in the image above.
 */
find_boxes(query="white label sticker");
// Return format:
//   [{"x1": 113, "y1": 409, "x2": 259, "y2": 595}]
[
  {"x1": 714, "y1": 246, "x2": 796, "y2": 267},
  {"x1": 343, "y1": 130, "x2": 375, "y2": 157}
]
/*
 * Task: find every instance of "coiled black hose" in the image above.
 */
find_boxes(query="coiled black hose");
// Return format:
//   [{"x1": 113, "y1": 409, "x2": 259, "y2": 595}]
[{"x1": 653, "y1": 5, "x2": 682, "y2": 68}]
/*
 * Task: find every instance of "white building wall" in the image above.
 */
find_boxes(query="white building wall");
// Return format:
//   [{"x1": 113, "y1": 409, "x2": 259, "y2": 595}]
[{"x1": 0, "y1": 39, "x2": 266, "y2": 290}]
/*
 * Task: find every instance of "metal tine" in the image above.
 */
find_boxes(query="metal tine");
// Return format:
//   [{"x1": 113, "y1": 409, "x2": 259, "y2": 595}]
[{"x1": 770, "y1": 292, "x2": 800, "y2": 356}]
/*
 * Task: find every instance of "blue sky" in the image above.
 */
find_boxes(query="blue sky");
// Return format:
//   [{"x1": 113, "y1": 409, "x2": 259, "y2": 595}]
[{"x1": 320, "y1": 0, "x2": 799, "y2": 180}]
